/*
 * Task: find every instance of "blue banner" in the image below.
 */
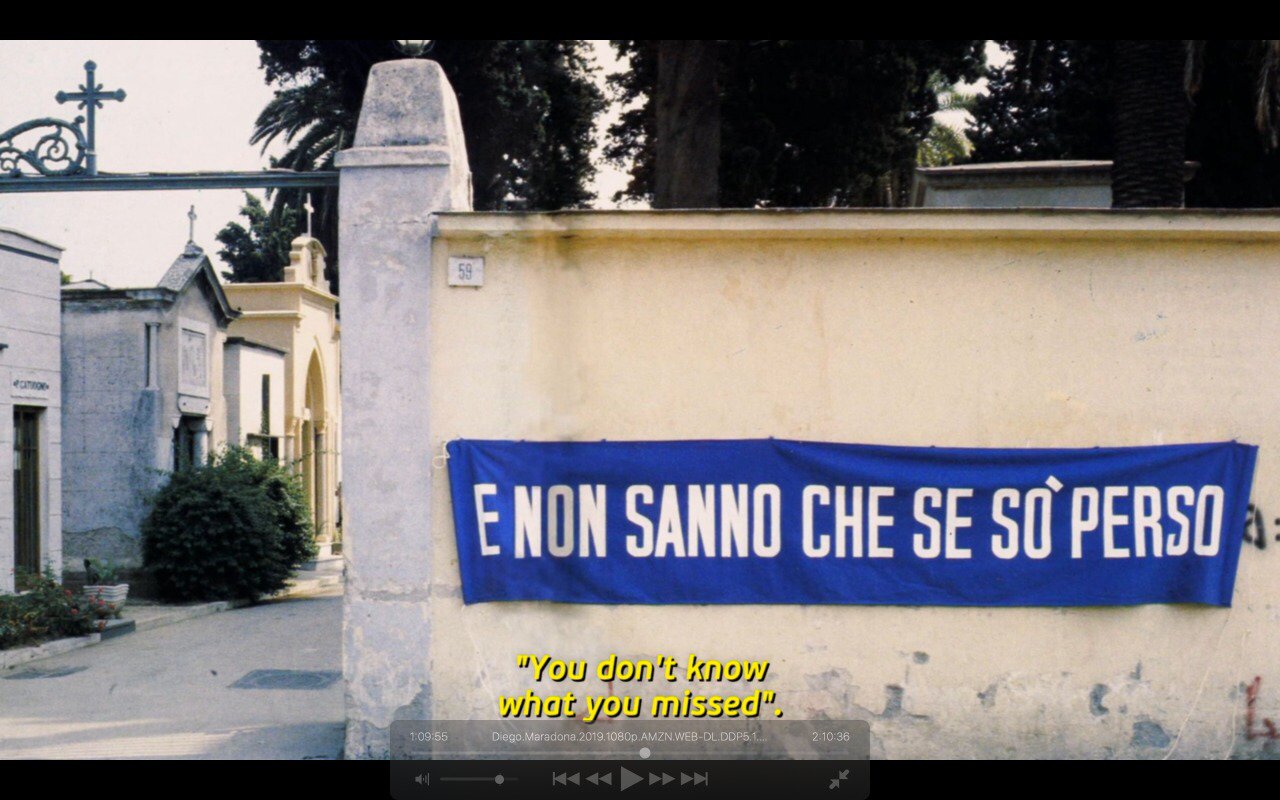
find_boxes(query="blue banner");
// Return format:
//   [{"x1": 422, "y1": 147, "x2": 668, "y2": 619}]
[{"x1": 446, "y1": 439, "x2": 1258, "y2": 607}]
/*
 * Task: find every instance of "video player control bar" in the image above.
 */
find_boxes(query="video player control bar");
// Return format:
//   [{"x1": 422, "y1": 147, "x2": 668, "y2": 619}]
[
  {"x1": 389, "y1": 721, "x2": 869, "y2": 798},
  {"x1": 390, "y1": 759, "x2": 867, "y2": 798}
]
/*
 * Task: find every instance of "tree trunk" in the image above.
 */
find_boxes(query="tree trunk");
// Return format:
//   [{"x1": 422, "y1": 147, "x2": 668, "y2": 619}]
[
  {"x1": 653, "y1": 40, "x2": 721, "y2": 208},
  {"x1": 1111, "y1": 40, "x2": 1191, "y2": 208}
]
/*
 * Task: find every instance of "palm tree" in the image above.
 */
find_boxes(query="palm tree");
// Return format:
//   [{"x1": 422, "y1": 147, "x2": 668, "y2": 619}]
[
  {"x1": 221, "y1": 40, "x2": 606, "y2": 295},
  {"x1": 247, "y1": 80, "x2": 350, "y2": 290},
  {"x1": 1111, "y1": 41, "x2": 1194, "y2": 207},
  {"x1": 917, "y1": 73, "x2": 979, "y2": 167},
  {"x1": 1112, "y1": 40, "x2": 1280, "y2": 208}
]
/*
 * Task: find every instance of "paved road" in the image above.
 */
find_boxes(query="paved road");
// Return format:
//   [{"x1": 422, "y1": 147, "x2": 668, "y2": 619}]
[{"x1": 0, "y1": 586, "x2": 343, "y2": 759}]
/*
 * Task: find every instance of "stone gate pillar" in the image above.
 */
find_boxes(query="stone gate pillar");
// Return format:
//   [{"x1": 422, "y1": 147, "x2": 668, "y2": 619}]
[{"x1": 335, "y1": 58, "x2": 472, "y2": 758}]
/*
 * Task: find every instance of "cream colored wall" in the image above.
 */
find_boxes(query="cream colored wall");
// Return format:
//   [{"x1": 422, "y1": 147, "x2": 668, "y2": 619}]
[
  {"x1": 421, "y1": 209, "x2": 1280, "y2": 758},
  {"x1": 224, "y1": 344, "x2": 286, "y2": 444},
  {"x1": 225, "y1": 279, "x2": 341, "y2": 540},
  {"x1": 226, "y1": 290, "x2": 340, "y2": 429}
]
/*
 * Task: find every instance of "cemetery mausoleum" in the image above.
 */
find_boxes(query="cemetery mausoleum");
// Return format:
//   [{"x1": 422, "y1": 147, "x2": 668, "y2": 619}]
[
  {"x1": 0, "y1": 228, "x2": 64, "y2": 593},
  {"x1": 223, "y1": 234, "x2": 342, "y2": 553},
  {"x1": 60, "y1": 241, "x2": 238, "y2": 571}
]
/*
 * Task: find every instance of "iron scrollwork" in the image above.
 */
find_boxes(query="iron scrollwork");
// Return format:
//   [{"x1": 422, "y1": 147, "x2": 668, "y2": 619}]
[
  {"x1": 1, "y1": 61, "x2": 124, "y2": 179},
  {"x1": 0, "y1": 116, "x2": 88, "y2": 177}
]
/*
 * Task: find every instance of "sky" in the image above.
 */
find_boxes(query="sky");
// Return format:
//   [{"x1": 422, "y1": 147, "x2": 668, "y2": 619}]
[
  {"x1": 0, "y1": 41, "x2": 284, "y2": 286},
  {"x1": 0, "y1": 40, "x2": 993, "y2": 288},
  {"x1": 0, "y1": 40, "x2": 635, "y2": 287}
]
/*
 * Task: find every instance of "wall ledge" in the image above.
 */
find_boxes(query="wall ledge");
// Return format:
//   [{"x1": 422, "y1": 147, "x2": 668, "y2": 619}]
[{"x1": 435, "y1": 208, "x2": 1280, "y2": 242}]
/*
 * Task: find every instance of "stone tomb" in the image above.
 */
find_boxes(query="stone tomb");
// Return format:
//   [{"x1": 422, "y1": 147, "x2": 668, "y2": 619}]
[
  {"x1": 0, "y1": 227, "x2": 64, "y2": 593},
  {"x1": 224, "y1": 235, "x2": 342, "y2": 554},
  {"x1": 60, "y1": 242, "x2": 238, "y2": 571}
]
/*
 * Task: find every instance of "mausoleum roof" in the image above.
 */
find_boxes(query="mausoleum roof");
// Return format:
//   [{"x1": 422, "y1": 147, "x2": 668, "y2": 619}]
[
  {"x1": 62, "y1": 278, "x2": 110, "y2": 291},
  {"x1": 157, "y1": 243, "x2": 239, "y2": 324},
  {"x1": 0, "y1": 227, "x2": 63, "y2": 262},
  {"x1": 62, "y1": 241, "x2": 240, "y2": 326}
]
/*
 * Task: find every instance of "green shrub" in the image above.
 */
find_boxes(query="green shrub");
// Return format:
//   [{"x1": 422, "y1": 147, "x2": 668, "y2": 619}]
[
  {"x1": 142, "y1": 447, "x2": 316, "y2": 602},
  {"x1": 0, "y1": 570, "x2": 95, "y2": 650}
]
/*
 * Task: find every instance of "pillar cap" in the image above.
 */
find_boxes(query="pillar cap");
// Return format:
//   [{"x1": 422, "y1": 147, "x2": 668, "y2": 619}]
[
  {"x1": 335, "y1": 58, "x2": 473, "y2": 209},
  {"x1": 352, "y1": 60, "x2": 467, "y2": 154}
]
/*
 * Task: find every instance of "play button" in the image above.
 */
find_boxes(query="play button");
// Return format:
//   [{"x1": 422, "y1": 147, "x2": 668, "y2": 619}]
[{"x1": 620, "y1": 767, "x2": 642, "y2": 792}]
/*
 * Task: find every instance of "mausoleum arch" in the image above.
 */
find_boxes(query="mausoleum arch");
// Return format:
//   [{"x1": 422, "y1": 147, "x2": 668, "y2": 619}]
[{"x1": 304, "y1": 347, "x2": 327, "y2": 424}]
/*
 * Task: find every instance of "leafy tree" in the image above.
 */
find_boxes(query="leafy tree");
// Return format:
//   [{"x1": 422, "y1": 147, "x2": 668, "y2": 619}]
[
  {"x1": 221, "y1": 40, "x2": 605, "y2": 293},
  {"x1": 216, "y1": 192, "x2": 302, "y2": 284},
  {"x1": 968, "y1": 40, "x2": 1114, "y2": 163},
  {"x1": 1185, "y1": 41, "x2": 1280, "y2": 207},
  {"x1": 969, "y1": 40, "x2": 1280, "y2": 208},
  {"x1": 607, "y1": 40, "x2": 985, "y2": 208}
]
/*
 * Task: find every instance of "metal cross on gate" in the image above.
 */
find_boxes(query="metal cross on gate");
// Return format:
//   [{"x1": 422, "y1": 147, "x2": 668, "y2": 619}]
[
  {"x1": 0, "y1": 59, "x2": 335, "y2": 192},
  {"x1": 55, "y1": 60, "x2": 125, "y2": 176}
]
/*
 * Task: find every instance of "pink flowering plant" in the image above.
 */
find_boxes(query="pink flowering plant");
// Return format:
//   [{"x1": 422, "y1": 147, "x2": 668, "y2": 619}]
[{"x1": 0, "y1": 569, "x2": 95, "y2": 650}]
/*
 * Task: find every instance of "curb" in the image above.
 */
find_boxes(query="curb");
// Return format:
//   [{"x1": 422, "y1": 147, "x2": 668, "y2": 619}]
[
  {"x1": 276, "y1": 574, "x2": 342, "y2": 598},
  {"x1": 0, "y1": 632, "x2": 103, "y2": 671},
  {"x1": 0, "y1": 599, "x2": 239, "y2": 671},
  {"x1": 129, "y1": 599, "x2": 250, "y2": 633},
  {"x1": 1, "y1": 576, "x2": 340, "y2": 671},
  {"x1": 100, "y1": 619, "x2": 136, "y2": 640}
]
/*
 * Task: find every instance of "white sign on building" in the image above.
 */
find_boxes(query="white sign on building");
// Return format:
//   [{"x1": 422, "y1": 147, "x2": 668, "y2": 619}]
[
  {"x1": 9, "y1": 369, "x2": 53, "y2": 402},
  {"x1": 179, "y1": 318, "x2": 211, "y2": 398}
]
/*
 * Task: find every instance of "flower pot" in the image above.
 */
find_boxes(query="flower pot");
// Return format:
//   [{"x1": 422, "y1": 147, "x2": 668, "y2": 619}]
[{"x1": 83, "y1": 583, "x2": 129, "y2": 606}]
